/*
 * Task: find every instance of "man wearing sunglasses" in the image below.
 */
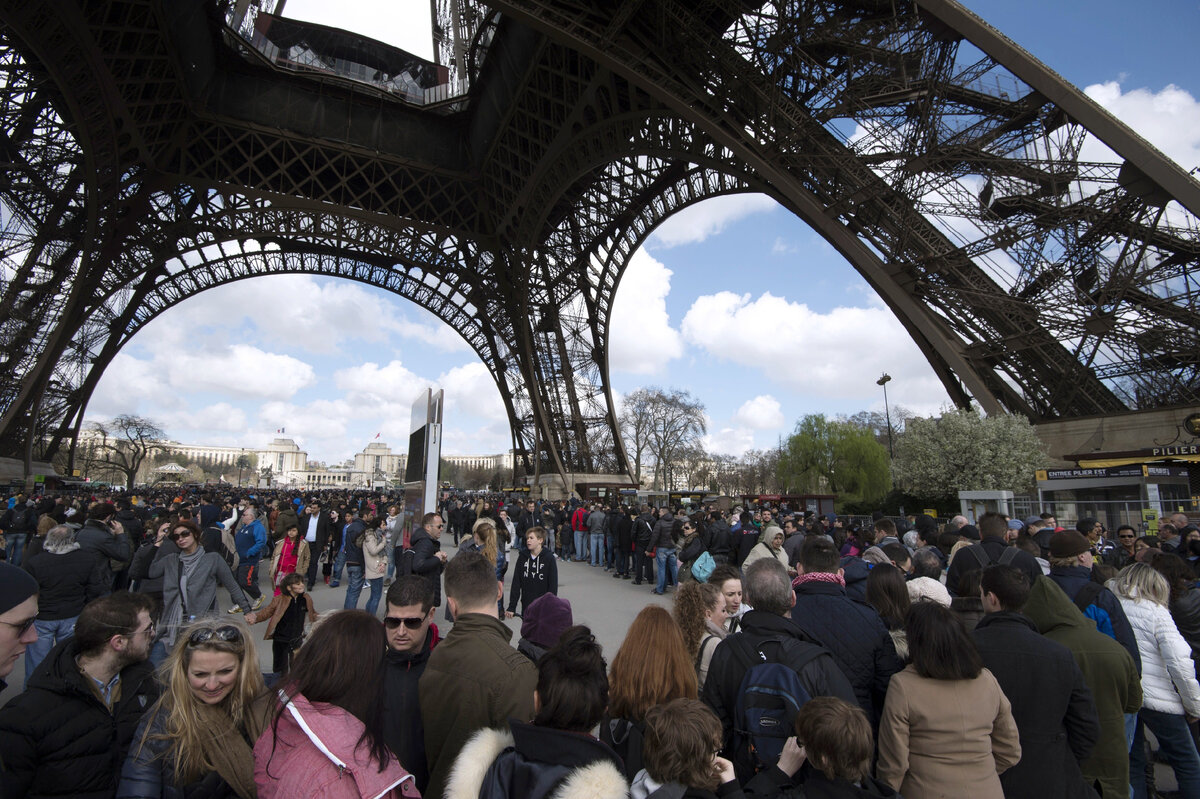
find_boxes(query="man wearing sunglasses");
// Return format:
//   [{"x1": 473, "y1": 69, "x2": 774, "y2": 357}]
[
  {"x1": 411, "y1": 512, "x2": 449, "y2": 608},
  {"x1": 381, "y1": 575, "x2": 437, "y2": 795}
]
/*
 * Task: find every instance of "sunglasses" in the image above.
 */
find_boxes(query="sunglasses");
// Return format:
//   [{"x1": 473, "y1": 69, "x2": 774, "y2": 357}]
[
  {"x1": 384, "y1": 615, "x2": 427, "y2": 630},
  {"x1": 0, "y1": 617, "x2": 36, "y2": 636},
  {"x1": 187, "y1": 625, "x2": 243, "y2": 646}
]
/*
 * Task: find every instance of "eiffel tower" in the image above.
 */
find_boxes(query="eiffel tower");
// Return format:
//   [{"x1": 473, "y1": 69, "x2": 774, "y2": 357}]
[{"x1": 0, "y1": 0, "x2": 1196, "y2": 489}]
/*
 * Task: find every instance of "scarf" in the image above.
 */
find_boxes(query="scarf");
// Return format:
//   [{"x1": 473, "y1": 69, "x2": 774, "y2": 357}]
[
  {"x1": 792, "y1": 571, "x2": 846, "y2": 589},
  {"x1": 195, "y1": 699, "x2": 269, "y2": 799},
  {"x1": 161, "y1": 549, "x2": 206, "y2": 649}
]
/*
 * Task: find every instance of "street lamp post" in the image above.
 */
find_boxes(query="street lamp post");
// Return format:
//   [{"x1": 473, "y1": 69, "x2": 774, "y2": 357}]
[{"x1": 876, "y1": 373, "x2": 894, "y2": 459}]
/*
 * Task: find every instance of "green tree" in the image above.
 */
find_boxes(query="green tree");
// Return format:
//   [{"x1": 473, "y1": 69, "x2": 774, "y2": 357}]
[
  {"x1": 777, "y1": 414, "x2": 890, "y2": 505},
  {"x1": 894, "y1": 409, "x2": 1048, "y2": 499}
]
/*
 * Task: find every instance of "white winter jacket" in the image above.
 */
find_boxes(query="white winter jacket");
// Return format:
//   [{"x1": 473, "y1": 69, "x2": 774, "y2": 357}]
[{"x1": 1119, "y1": 594, "x2": 1200, "y2": 716}]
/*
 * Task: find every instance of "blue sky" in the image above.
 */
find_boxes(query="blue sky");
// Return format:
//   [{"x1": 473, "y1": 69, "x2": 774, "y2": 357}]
[{"x1": 86, "y1": 1, "x2": 1200, "y2": 466}]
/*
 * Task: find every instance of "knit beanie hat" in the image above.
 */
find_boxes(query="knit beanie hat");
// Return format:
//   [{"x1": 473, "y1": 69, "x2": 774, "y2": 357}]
[
  {"x1": 1049, "y1": 529, "x2": 1091, "y2": 559},
  {"x1": 0, "y1": 562, "x2": 38, "y2": 615},
  {"x1": 521, "y1": 593, "x2": 573, "y2": 649},
  {"x1": 906, "y1": 576, "x2": 952, "y2": 607}
]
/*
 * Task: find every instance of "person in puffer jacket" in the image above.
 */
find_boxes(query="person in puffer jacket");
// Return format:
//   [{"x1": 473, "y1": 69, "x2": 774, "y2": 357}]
[{"x1": 1107, "y1": 563, "x2": 1200, "y2": 799}]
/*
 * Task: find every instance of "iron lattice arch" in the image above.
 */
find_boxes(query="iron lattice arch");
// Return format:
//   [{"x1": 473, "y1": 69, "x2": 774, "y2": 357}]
[{"x1": 0, "y1": 0, "x2": 1197, "y2": 484}]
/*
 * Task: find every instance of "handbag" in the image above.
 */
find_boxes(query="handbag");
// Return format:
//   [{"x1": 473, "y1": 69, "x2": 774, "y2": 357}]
[{"x1": 692, "y1": 551, "x2": 716, "y2": 583}]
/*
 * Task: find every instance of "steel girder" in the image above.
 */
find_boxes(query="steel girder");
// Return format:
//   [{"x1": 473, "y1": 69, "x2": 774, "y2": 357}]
[{"x1": 1, "y1": 0, "x2": 1198, "y2": 484}]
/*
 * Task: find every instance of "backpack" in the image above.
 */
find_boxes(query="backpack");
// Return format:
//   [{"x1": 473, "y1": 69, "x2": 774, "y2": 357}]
[
  {"x1": 1073, "y1": 581, "x2": 1104, "y2": 614},
  {"x1": 966, "y1": 543, "x2": 1020, "y2": 570},
  {"x1": 729, "y1": 634, "x2": 821, "y2": 774},
  {"x1": 396, "y1": 545, "x2": 416, "y2": 577},
  {"x1": 219, "y1": 527, "x2": 239, "y2": 571},
  {"x1": 9, "y1": 507, "x2": 28, "y2": 530},
  {"x1": 692, "y1": 551, "x2": 717, "y2": 583}
]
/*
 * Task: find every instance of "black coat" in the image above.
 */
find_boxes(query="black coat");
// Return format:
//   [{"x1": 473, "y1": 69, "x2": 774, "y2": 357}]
[
  {"x1": 790, "y1": 581, "x2": 904, "y2": 724},
  {"x1": 410, "y1": 528, "x2": 445, "y2": 606},
  {"x1": 972, "y1": 611, "x2": 1101, "y2": 799},
  {"x1": 741, "y1": 763, "x2": 900, "y2": 799},
  {"x1": 1169, "y1": 587, "x2": 1200, "y2": 678},
  {"x1": 24, "y1": 548, "x2": 109, "y2": 620},
  {"x1": 0, "y1": 637, "x2": 160, "y2": 799},
  {"x1": 382, "y1": 631, "x2": 434, "y2": 794},
  {"x1": 946, "y1": 536, "x2": 1042, "y2": 597}
]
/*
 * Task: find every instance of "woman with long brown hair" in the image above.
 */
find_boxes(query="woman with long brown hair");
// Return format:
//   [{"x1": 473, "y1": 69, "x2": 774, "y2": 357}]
[
  {"x1": 255, "y1": 610, "x2": 419, "y2": 798},
  {"x1": 600, "y1": 604, "x2": 697, "y2": 780}
]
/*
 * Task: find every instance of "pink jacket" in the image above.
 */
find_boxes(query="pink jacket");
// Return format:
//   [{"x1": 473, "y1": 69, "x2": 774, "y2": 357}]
[{"x1": 254, "y1": 691, "x2": 420, "y2": 799}]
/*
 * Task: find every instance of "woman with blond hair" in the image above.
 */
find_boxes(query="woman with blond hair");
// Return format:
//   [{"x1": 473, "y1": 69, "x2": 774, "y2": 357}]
[
  {"x1": 1108, "y1": 562, "x2": 1200, "y2": 799},
  {"x1": 601, "y1": 604, "x2": 697, "y2": 780},
  {"x1": 673, "y1": 581, "x2": 728, "y2": 690},
  {"x1": 118, "y1": 619, "x2": 269, "y2": 798}
]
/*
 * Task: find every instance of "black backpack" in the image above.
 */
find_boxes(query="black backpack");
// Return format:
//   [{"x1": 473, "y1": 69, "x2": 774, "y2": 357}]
[
  {"x1": 727, "y1": 634, "x2": 821, "y2": 776},
  {"x1": 397, "y1": 545, "x2": 416, "y2": 577},
  {"x1": 966, "y1": 543, "x2": 1020, "y2": 570}
]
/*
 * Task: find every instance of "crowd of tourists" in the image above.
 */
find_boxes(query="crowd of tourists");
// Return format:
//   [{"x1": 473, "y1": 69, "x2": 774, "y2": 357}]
[{"x1": 0, "y1": 485, "x2": 1198, "y2": 799}]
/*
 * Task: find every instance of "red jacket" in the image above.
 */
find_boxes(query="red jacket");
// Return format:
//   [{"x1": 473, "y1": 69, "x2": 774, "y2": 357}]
[{"x1": 254, "y1": 692, "x2": 420, "y2": 799}]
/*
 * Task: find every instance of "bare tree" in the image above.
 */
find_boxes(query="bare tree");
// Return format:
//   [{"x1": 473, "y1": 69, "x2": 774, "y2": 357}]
[
  {"x1": 89, "y1": 415, "x2": 167, "y2": 489},
  {"x1": 618, "y1": 388, "x2": 656, "y2": 485}
]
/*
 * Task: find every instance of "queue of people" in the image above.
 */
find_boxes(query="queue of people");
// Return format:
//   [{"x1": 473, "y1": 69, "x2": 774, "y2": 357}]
[{"x1": 1, "y1": 486, "x2": 1200, "y2": 799}]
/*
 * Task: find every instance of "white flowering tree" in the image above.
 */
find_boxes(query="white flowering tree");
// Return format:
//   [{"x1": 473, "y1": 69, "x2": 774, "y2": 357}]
[{"x1": 894, "y1": 409, "x2": 1048, "y2": 499}]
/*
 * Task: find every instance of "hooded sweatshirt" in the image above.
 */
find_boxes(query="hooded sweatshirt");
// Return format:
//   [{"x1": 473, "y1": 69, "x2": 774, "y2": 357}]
[{"x1": 1022, "y1": 577, "x2": 1141, "y2": 799}]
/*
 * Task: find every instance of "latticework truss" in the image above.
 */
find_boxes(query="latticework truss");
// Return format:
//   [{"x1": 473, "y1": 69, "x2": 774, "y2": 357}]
[{"x1": 0, "y1": 0, "x2": 1197, "y2": 486}]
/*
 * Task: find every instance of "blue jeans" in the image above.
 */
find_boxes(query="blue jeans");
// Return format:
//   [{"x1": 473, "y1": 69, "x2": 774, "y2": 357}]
[
  {"x1": 329, "y1": 548, "x2": 347, "y2": 586},
  {"x1": 590, "y1": 533, "x2": 604, "y2": 566},
  {"x1": 1130, "y1": 707, "x2": 1200, "y2": 799},
  {"x1": 574, "y1": 530, "x2": 586, "y2": 560},
  {"x1": 343, "y1": 565, "x2": 365, "y2": 609},
  {"x1": 365, "y1": 577, "x2": 383, "y2": 616},
  {"x1": 655, "y1": 547, "x2": 678, "y2": 593},
  {"x1": 385, "y1": 545, "x2": 397, "y2": 580},
  {"x1": 25, "y1": 617, "x2": 75, "y2": 685},
  {"x1": 6, "y1": 533, "x2": 27, "y2": 568},
  {"x1": 149, "y1": 639, "x2": 169, "y2": 668}
]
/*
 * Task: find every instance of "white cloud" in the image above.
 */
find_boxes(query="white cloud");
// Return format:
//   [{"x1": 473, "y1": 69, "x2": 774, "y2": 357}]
[
  {"x1": 649, "y1": 193, "x2": 778, "y2": 248},
  {"x1": 705, "y1": 426, "x2": 755, "y2": 456},
  {"x1": 1083, "y1": 81, "x2": 1200, "y2": 173},
  {"x1": 680, "y1": 291, "x2": 951, "y2": 409},
  {"x1": 733, "y1": 395, "x2": 785, "y2": 429},
  {"x1": 170, "y1": 344, "x2": 316, "y2": 399},
  {"x1": 770, "y1": 237, "x2": 798, "y2": 255},
  {"x1": 437, "y1": 362, "x2": 506, "y2": 423},
  {"x1": 609, "y1": 249, "x2": 684, "y2": 374}
]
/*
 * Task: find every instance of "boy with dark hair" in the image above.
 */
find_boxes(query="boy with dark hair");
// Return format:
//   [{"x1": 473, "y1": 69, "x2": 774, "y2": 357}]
[
  {"x1": 419, "y1": 552, "x2": 536, "y2": 798},
  {"x1": 637, "y1": 698, "x2": 743, "y2": 797}
]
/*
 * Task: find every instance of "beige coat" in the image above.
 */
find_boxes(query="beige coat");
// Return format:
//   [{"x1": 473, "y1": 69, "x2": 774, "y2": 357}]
[{"x1": 877, "y1": 664, "x2": 1021, "y2": 799}]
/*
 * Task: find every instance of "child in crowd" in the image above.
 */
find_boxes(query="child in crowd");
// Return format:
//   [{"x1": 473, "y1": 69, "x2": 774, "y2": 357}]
[
  {"x1": 632, "y1": 697, "x2": 745, "y2": 799},
  {"x1": 245, "y1": 572, "x2": 317, "y2": 674}
]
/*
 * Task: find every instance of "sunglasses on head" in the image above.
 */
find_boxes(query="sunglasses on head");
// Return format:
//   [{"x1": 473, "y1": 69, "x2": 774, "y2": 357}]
[
  {"x1": 187, "y1": 625, "x2": 243, "y2": 646},
  {"x1": 384, "y1": 615, "x2": 427, "y2": 630}
]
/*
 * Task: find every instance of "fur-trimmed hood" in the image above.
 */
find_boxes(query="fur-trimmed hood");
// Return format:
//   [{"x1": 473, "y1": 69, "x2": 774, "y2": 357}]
[{"x1": 445, "y1": 723, "x2": 628, "y2": 799}]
